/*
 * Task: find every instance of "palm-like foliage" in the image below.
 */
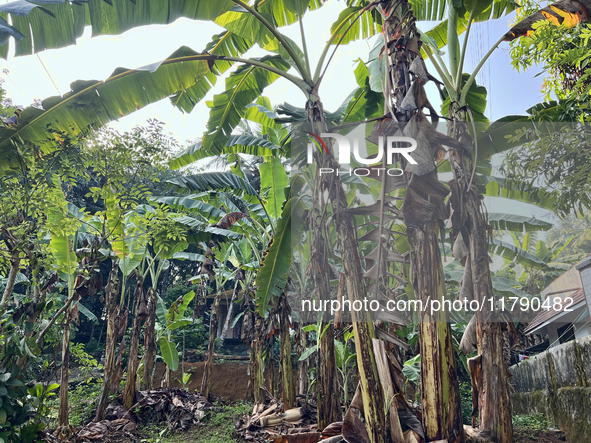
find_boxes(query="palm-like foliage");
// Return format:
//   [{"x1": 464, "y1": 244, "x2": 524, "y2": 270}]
[{"x1": 0, "y1": 1, "x2": 572, "y2": 442}]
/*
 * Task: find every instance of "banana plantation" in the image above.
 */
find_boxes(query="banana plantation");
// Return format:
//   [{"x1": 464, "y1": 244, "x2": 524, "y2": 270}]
[{"x1": 0, "y1": 0, "x2": 590, "y2": 442}]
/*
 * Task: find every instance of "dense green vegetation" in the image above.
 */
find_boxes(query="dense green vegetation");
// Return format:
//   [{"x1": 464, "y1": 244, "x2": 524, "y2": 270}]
[{"x1": 0, "y1": 1, "x2": 589, "y2": 443}]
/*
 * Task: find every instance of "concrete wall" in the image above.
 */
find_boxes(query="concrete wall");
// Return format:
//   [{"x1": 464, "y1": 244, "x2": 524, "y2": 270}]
[{"x1": 509, "y1": 334, "x2": 591, "y2": 441}]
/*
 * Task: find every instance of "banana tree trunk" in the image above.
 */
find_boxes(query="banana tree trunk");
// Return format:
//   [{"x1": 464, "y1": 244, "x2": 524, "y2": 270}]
[
  {"x1": 469, "y1": 203, "x2": 513, "y2": 442},
  {"x1": 306, "y1": 99, "x2": 387, "y2": 442},
  {"x1": 318, "y1": 322, "x2": 340, "y2": 428},
  {"x1": 163, "y1": 338, "x2": 171, "y2": 388},
  {"x1": 307, "y1": 149, "x2": 341, "y2": 427},
  {"x1": 57, "y1": 274, "x2": 82, "y2": 429},
  {"x1": 143, "y1": 288, "x2": 157, "y2": 390},
  {"x1": 279, "y1": 291, "x2": 295, "y2": 409},
  {"x1": 94, "y1": 266, "x2": 120, "y2": 422},
  {"x1": 403, "y1": 184, "x2": 464, "y2": 443},
  {"x1": 372, "y1": 0, "x2": 466, "y2": 440},
  {"x1": 298, "y1": 322, "x2": 308, "y2": 397},
  {"x1": 201, "y1": 291, "x2": 221, "y2": 398},
  {"x1": 123, "y1": 278, "x2": 146, "y2": 408},
  {"x1": 449, "y1": 110, "x2": 513, "y2": 443}
]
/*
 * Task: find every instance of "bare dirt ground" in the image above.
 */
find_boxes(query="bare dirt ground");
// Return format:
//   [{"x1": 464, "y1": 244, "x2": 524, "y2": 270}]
[{"x1": 513, "y1": 428, "x2": 568, "y2": 442}]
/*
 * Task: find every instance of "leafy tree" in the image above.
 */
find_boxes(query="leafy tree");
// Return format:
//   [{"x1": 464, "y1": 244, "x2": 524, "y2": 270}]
[
  {"x1": 510, "y1": 0, "x2": 591, "y2": 109},
  {"x1": 1, "y1": 1, "x2": 575, "y2": 442},
  {"x1": 498, "y1": 1, "x2": 591, "y2": 216},
  {"x1": 501, "y1": 121, "x2": 591, "y2": 215},
  {"x1": 548, "y1": 210, "x2": 591, "y2": 257}
]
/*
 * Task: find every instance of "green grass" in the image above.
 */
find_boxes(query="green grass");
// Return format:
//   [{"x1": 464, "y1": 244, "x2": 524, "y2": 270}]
[
  {"x1": 512, "y1": 413, "x2": 549, "y2": 431},
  {"x1": 45, "y1": 379, "x2": 103, "y2": 428},
  {"x1": 140, "y1": 402, "x2": 252, "y2": 443}
]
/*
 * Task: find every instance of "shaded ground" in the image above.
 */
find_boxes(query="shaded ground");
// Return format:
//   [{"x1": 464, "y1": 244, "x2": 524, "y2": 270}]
[
  {"x1": 514, "y1": 428, "x2": 568, "y2": 443},
  {"x1": 40, "y1": 378, "x2": 570, "y2": 443},
  {"x1": 81, "y1": 424, "x2": 570, "y2": 443}
]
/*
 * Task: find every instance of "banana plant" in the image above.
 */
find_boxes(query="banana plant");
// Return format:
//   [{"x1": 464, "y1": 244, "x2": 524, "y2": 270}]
[
  {"x1": 0, "y1": 1, "x2": 505, "y2": 439},
  {"x1": 46, "y1": 191, "x2": 82, "y2": 430},
  {"x1": 219, "y1": 237, "x2": 260, "y2": 346},
  {"x1": 497, "y1": 233, "x2": 576, "y2": 294},
  {"x1": 154, "y1": 290, "x2": 196, "y2": 387},
  {"x1": 93, "y1": 186, "x2": 151, "y2": 421},
  {"x1": 125, "y1": 206, "x2": 190, "y2": 397},
  {"x1": 334, "y1": 328, "x2": 356, "y2": 406},
  {"x1": 199, "y1": 243, "x2": 240, "y2": 398}
]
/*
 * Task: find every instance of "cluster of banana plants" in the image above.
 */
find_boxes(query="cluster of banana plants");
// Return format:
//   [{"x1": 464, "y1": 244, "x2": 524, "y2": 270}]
[{"x1": 0, "y1": 0, "x2": 586, "y2": 442}]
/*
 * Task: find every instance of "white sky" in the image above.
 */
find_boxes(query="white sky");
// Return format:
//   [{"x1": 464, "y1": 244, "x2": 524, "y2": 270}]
[{"x1": 0, "y1": 1, "x2": 550, "y2": 220}]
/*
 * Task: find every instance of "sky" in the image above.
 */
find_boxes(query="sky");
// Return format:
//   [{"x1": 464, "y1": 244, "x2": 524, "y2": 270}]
[{"x1": 0, "y1": 1, "x2": 550, "y2": 220}]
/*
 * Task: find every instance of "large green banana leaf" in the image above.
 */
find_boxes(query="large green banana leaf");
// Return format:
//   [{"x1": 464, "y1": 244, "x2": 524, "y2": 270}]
[
  {"x1": 340, "y1": 60, "x2": 384, "y2": 122},
  {"x1": 215, "y1": 7, "x2": 305, "y2": 67},
  {"x1": 411, "y1": 0, "x2": 517, "y2": 23},
  {"x1": 167, "y1": 172, "x2": 259, "y2": 196},
  {"x1": 0, "y1": 0, "x2": 236, "y2": 58},
  {"x1": 487, "y1": 213, "x2": 553, "y2": 232},
  {"x1": 157, "y1": 336, "x2": 179, "y2": 372},
  {"x1": 410, "y1": 0, "x2": 447, "y2": 21},
  {"x1": 259, "y1": 157, "x2": 288, "y2": 219},
  {"x1": 0, "y1": 0, "x2": 321, "y2": 60},
  {"x1": 445, "y1": 268, "x2": 532, "y2": 298},
  {"x1": 489, "y1": 238, "x2": 550, "y2": 270},
  {"x1": 0, "y1": 46, "x2": 212, "y2": 172},
  {"x1": 169, "y1": 134, "x2": 281, "y2": 170},
  {"x1": 328, "y1": 6, "x2": 382, "y2": 46},
  {"x1": 170, "y1": 31, "x2": 253, "y2": 113},
  {"x1": 150, "y1": 196, "x2": 226, "y2": 220},
  {"x1": 255, "y1": 197, "x2": 304, "y2": 315},
  {"x1": 417, "y1": 0, "x2": 516, "y2": 52},
  {"x1": 478, "y1": 175, "x2": 558, "y2": 211},
  {"x1": 166, "y1": 290, "x2": 196, "y2": 321},
  {"x1": 244, "y1": 96, "x2": 286, "y2": 134},
  {"x1": 202, "y1": 55, "x2": 291, "y2": 155},
  {"x1": 175, "y1": 216, "x2": 243, "y2": 242}
]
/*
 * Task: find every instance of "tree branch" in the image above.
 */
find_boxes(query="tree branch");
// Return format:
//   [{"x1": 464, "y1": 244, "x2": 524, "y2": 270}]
[
  {"x1": 0, "y1": 254, "x2": 21, "y2": 311},
  {"x1": 35, "y1": 294, "x2": 77, "y2": 348}
]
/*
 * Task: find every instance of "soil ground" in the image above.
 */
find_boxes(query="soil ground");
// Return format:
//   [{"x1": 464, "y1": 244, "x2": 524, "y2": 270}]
[
  {"x1": 117, "y1": 425, "x2": 571, "y2": 443},
  {"x1": 513, "y1": 428, "x2": 568, "y2": 443}
]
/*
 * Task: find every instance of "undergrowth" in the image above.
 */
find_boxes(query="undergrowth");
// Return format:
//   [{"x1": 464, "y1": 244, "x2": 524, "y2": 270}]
[
  {"x1": 512, "y1": 412, "x2": 549, "y2": 430},
  {"x1": 140, "y1": 402, "x2": 252, "y2": 443}
]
